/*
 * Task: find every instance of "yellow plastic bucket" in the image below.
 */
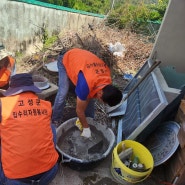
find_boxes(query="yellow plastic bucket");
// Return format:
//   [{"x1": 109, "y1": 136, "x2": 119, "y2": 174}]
[{"x1": 111, "y1": 140, "x2": 154, "y2": 184}]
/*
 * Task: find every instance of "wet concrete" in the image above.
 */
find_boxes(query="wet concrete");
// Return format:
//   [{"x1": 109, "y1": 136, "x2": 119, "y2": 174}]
[{"x1": 57, "y1": 125, "x2": 108, "y2": 161}]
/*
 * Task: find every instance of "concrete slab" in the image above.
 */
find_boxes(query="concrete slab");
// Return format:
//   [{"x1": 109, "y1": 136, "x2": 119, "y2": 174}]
[
  {"x1": 49, "y1": 152, "x2": 165, "y2": 185},
  {"x1": 36, "y1": 82, "x2": 58, "y2": 100},
  {"x1": 49, "y1": 154, "x2": 122, "y2": 185}
]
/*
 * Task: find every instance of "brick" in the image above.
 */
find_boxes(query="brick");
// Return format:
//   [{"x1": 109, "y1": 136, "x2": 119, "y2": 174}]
[
  {"x1": 173, "y1": 166, "x2": 185, "y2": 185},
  {"x1": 178, "y1": 147, "x2": 185, "y2": 163},
  {"x1": 165, "y1": 147, "x2": 185, "y2": 182},
  {"x1": 36, "y1": 82, "x2": 58, "y2": 100},
  {"x1": 175, "y1": 100, "x2": 185, "y2": 124},
  {"x1": 178, "y1": 122, "x2": 185, "y2": 148}
]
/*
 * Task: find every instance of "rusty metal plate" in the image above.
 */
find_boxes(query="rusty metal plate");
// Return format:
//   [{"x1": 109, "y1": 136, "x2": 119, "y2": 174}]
[{"x1": 143, "y1": 121, "x2": 180, "y2": 166}]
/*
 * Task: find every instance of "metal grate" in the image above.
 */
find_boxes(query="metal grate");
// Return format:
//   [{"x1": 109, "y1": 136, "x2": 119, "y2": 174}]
[{"x1": 117, "y1": 59, "x2": 168, "y2": 143}]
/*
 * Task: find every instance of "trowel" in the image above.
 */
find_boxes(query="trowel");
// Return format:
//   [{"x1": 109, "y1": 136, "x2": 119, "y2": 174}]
[
  {"x1": 107, "y1": 60, "x2": 161, "y2": 116},
  {"x1": 87, "y1": 136, "x2": 104, "y2": 154},
  {"x1": 88, "y1": 139, "x2": 103, "y2": 154}
]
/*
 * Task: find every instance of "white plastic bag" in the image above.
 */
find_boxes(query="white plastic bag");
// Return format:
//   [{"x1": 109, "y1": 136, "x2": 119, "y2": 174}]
[{"x1": 108, "y1": 42, "x2": 126, "y2": 57}]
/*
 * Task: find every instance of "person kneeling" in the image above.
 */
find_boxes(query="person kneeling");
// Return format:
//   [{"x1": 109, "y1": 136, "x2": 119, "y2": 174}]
[{"x1": 0, "y1": 73, "x2": 59, "y2": 185}]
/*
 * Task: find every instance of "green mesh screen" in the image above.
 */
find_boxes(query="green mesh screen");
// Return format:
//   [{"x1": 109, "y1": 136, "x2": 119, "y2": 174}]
[{"x1": 11, "y1": 0, "x2": 105, "y2": 18}]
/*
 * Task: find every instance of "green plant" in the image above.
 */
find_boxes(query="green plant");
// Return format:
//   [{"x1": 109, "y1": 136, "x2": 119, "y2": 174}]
[
  {"x1": 41, "y1": 25, "x2": 49, "y2": 45},
  {"x1": 43, "y1": 35, "x2": 58, "y2": 49},
  {"x1": 107, "y1": 1, "x2": 149, "y2": 32},
  {"x1": 148, "y1": 0, "x2": 169, "y2": 21},
  {"x1": 106, "y1": 0, "x2": 168, "y2": 35},
  {"x1": 15, "y1": 51, "x2": 23, "y2": 58},
  {"x1": 41, "y1": 24, "x2": 58, "y2": 48}
]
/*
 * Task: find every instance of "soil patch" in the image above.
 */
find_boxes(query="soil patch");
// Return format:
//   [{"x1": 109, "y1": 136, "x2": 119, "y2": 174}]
[{"x1": 16, "y1": 24, "x2": 153, "y2": 126}]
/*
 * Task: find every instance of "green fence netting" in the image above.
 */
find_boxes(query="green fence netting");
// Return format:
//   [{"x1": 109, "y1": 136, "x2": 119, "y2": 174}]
[{"x1": 11, "y1": 0, "x2": 105, "y2": 18}]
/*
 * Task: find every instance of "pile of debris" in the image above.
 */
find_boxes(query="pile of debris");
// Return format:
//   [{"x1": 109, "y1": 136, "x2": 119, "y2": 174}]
[
  {"x1": 16, "y1": 24, "x2": 153, "y2": 125},
  {"x1": 17, "y1": 24, "x2": 153, "y2": 80}
]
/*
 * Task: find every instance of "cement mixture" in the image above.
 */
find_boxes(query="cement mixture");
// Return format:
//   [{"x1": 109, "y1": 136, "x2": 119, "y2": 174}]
[{"x1": 57, "y1": 125, "x2": 109, "y2": 161}]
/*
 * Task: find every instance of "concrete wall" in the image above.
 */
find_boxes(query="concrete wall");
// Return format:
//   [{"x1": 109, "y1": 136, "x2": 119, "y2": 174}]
[
  {"x1": 0, "y1": 0, "x2": 103, "y2": 54},
  {"x1": 150, "y1": 0, "x2": 185, "y2": 73}
]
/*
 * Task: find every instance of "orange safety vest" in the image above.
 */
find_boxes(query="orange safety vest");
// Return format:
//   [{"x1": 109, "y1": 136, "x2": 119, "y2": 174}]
[
  {"x1": 63, "y1": 48, "x2": 112, "y2": 98},
  {"x1": 0, "y1": 56, "x2": 15, "y2": 88},
  {"x1": 0, "y1": 92, "x2": 59, "y2": 179}
]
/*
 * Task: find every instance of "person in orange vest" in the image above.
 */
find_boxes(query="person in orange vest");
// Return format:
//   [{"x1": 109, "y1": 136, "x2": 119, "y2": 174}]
[
  {"x1": 52, "y1": 48, "x2": 123, "y2": 138},
  {"x1": 0, "y1": 73, "x2": 59, "y2": 185},
  {"x1": 0, "y1": 56, "x2": 16, "y2": 90}
]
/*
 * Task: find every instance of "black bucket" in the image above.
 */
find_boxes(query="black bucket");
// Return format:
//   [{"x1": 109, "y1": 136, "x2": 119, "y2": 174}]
[{"x1": 56, "y1": 117, "x2": 115, "y2": 171}]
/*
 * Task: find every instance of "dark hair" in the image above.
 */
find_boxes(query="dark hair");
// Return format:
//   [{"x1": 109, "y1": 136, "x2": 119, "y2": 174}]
[{"x1": 102, "y1": 85, "x2": 122, "y2": 106}]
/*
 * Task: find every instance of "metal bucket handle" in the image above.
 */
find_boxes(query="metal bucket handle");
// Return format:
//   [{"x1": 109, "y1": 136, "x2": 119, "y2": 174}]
[{"x1": 61, "y1": 154, "x2": 72, "y2": 163}]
